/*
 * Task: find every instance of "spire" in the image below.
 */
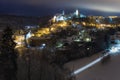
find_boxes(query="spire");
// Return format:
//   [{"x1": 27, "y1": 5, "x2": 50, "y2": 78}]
[
  {"x1": 75, "y1": 9, "x2": 79, "y2": 16},
  {"x1": 53, "y1": 16, "x2": 57, "y2": 22},
  {"x1": 62, "y1": 10, "x2": 65, "y2": 15}
]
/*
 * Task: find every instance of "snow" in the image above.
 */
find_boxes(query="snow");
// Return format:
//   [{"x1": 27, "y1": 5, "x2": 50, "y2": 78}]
[
  {"x1": 64, "y1": 51, "x2": 120, "y2": 80},
  {"x1": 76, "y1": 54, "x2": 120, "y2": 80}
]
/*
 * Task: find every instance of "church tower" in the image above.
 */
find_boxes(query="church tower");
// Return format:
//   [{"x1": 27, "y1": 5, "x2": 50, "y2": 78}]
[
  {"x1": 62, "y1": 10, "x2": 65, "y2": 15},
  {"x1": 75, "y1": 9, "x2": 80, "y2": 18}
]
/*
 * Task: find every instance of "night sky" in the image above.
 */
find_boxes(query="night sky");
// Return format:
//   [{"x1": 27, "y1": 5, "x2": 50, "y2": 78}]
[{"x1": 0, "y1": 0, "x2": 120, "y2": 16}]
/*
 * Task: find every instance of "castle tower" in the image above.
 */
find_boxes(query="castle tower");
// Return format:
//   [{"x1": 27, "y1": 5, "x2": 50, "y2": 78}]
[
  {"x1": 75, "y1": 9, "x2": 80, "y2": 18},
  {"x1": 53, "y1": 16, "x2": 57, "y2": 22},
  {"x1": 62, "y1": 10, "x2": 65, "y2": 15}
]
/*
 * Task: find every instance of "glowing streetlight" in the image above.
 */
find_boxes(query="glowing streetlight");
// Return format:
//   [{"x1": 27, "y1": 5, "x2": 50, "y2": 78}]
[{"x1": 85, "y1": 38, "x2": 91, "y2": 42}]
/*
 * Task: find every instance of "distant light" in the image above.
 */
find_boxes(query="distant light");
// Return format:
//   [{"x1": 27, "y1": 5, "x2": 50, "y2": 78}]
[
  {"x1": 72, "y1": 23, "x2": 76, "y2": 27},
  {"x1": 108, "y1": 44, "x2": 120, "y2": 55},
  {"x1": 85, "y1": 38, "x2": 91, "y2": 42},
  {"x1": 42, "y1": 43, "x2": 46, "y2": 47},
  {"x1": 39, "y1": 43, "x2": 46, "y2": 50},
  {"x1": 81, "y1": 30, "x2": 85, "y2": 33},
  {"x1": 109, "y1": 47, "x2": 119, "y2": 53},
  {"x1": 82, "y1": 22, "x2": 86, "y2": 26},
  {"x1": 25, "y1": 26, "x2": 32, "y2": 29},
  {"x1": 56, "y1": 42, "x2": 63, "y2": 48},
  {"x1": 17, "y1": 42, "x2": 22, "y2": 45},
  {"x1": 80, "y1": 14, "x2": 86, "y2": 18},
  {"x1": 87, "y1": 48, "x2": 90, "y2": 50},
  {"x1": 96, "y1": 19, "x2": 100, "y2": 23},
  {"x1": 74, "y1": 39, "x2": 81, "y2": 42}
]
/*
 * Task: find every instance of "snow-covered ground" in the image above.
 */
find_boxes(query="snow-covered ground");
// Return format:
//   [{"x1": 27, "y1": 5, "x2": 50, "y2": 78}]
[
  {"x1": 64, "y1": 51, "x2": 120, "y2": 80},
  {"x1": 64, "y1": 51, "x2": 103, "y2": 72}
]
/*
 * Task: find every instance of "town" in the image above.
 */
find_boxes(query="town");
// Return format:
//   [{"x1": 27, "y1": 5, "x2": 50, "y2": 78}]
[{"x1": 1, "y1": 9, "x2": 120, "y2": 80}]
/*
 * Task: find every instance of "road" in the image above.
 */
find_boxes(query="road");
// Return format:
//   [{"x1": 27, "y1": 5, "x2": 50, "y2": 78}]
[
  {"x1": 75, "y1": 53, "x2": 120, "y2": 80},
  {"x1": 64, "y1": 47, "x2": 120, "y2": 80},
  {"x1": 71, "y1": 53, "x2": 109, "y2": 76},
  {"x1": 64, "y1": 51, "x2": 104, "y2": 72}
]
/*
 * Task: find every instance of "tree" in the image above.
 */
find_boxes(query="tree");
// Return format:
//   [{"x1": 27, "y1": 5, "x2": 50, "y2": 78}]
[{"x1": 0, "y1": 27, "x2": 18, "y2": 80}]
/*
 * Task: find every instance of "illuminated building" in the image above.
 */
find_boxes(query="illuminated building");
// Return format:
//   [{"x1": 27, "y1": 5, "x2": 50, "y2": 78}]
[
  {"x1": 14, "y1": 33, "x2": 25, "y2": 48},
  {"x1": 108, "y1": 16, "x2": 118, "y2": 18},
  {"x1": 53, "y1": 16, "x2": 57, "y2": 22},
  {"x1": 52, "y1": 14, "x2": 67, "y2": 22},
  {"x1": 13, "y1": 30, "x2": 25, "y2": 48},
  {"x1": 88, "y1": 16, "x2": 105, "y2": 19},
  {"x1": 80, "y1": 14, "x2": 86, "y2": 18},
  {"x1": 25, "y1": 25, "x2": 39, "y2": 30},
  {"x1": 73, "y1": 9, "x2": 80, "y2": 18}
]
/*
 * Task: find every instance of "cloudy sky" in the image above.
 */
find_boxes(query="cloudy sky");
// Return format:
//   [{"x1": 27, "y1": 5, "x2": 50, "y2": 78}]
[{"x1": 0, "y1": 0, "x2": 120, "y2": 16}]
